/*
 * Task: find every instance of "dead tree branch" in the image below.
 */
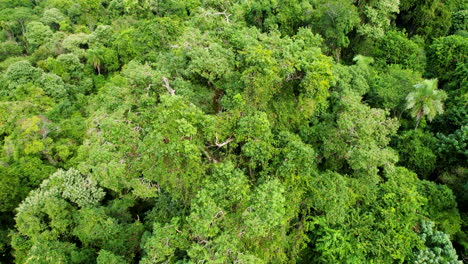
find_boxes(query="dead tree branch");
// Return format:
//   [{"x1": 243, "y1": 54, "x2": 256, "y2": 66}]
[{"x1": 162, "y1": 77, "x2": 175, "y2": 96}]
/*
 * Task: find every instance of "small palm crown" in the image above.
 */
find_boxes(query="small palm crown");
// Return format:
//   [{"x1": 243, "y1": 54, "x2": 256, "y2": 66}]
[{"x1": 406, "y1": 79, "x2": 447, "y2": 129}]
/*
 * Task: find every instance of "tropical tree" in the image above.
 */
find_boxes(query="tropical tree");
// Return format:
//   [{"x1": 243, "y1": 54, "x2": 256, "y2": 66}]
[{"x1": 406, "y1": 79, "x2": 447, "y2": 129}]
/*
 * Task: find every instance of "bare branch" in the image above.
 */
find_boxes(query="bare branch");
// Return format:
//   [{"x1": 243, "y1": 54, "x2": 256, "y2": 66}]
[
  {"x1": 213, "y1": 209, "x2": 225, "y2": 219},
  {"x1": 162, "y1": 77, "x2": 175, "y2": 96},
  {"x1": 208, "y1": 134, "x2": 234, "y2": 148},
  {"x1": 146, "y1": 83, "x2": 153, "y2": 96},
  {"x1": 202, "y1": 148, "x2": 219, "y2": 163},
  {"x1": 203, "y1": 9, "x2": 231, "y2": 23}
]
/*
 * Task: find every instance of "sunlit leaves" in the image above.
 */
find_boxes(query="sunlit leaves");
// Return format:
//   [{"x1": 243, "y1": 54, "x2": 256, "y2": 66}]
[
  {"x1": 319, "y1": 91, "x2": 399, "y2": 174},
  {"x1": 406, "y1": 79, "x2": 447, "y2": 129}
]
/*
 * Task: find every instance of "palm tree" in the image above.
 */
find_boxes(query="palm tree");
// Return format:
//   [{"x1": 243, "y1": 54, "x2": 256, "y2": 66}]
[{"x1": 406, "y1": 79, "x2": 447, "y2": 129}]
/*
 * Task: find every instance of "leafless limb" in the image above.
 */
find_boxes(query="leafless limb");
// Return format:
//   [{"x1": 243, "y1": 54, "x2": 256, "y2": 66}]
[
  {"x1": 202, "y1": 148, "x2": 219, "y2": 163},
  {"x1": 146, "y1": 84, "x2": 153, "y2": 96},
  {"x1": 208, "y1": 134, "x2": 234, "y2": 148},
  {"x1": 285, "y1": 72, "x2": 304, "y2": 81},
  {"x1": 213, "y1": 210, "x2": 225, "y2": 219},
  {"x1": 204, "y1": 9, "x2": 231, "y2": 23},
  {"x1": 162, "y1": 77, "x2": 175, "y2": 96}
]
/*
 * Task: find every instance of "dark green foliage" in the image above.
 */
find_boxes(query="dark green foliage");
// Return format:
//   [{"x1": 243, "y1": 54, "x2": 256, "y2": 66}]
[
  {"x1": 417, "y1": 180, "x2": 462, "y2": 235},
  {"x1": 0, "y1": 157, "x2": 55, "y2": 213},
  {"x1": 373, "y1": 30, "x2": 426, "y2": 72},
  {"x1": 452, "y1": 9, "x2": 468, "y2": 33},
  {"x1": 437, "y1": 126, "x2": 468, "y2": 168},
  {"x1": 243, "y1": 0, "x2": 314, "y2": 35},
  {"x1": 310, "y1": 0, "x2": 360, "y2": 61},
  {"x1": 395, "y1": 130, "x2": 438, "y2": 179},
  {"x1": 427, "y1": 35, "x2": 468, "y2": 82},
  {"x1": 399, "y1": 0, "x2": 456, "y2": 39},
  {"x1": 367, "y1": 64, "x2": 422, "y2": 116}
]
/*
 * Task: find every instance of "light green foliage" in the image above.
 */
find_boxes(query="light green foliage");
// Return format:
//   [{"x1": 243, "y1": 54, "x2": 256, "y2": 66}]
[
  {"x1": 413, "y1": 221, "x2": 462, "y2": 264},
  {"x1": 121, "y1": 0, "x2": 199, "y2": 17},
  {"x1": 308, "y1": 167, "x2": 425, "y2": 263},
  {"x1": 239, "y1": 43, "x2": 282, "y2": 109},
  {"x1": 138, "y1": 95, "x2": 209, "y2": 202},
  {"x1": 140, "y1": 218, "x2": 189, "y2": 263},
  {"x1": 308, "y1": 171, "x2": 352, "y2": 225},
  {"x1": 43, "y1": 53, "x2": 84, "y2": 82},
  {"x1": 239, "y1": 28, "x2": 333, "y2": 120},
  {"x1": 406, "y1": 79, "x2": 447, "y2": 129},
  {"x1": 1, "y1": 113, "x2": 80, "y2": 167},
  {"x1": 12, "y1": 236, "x2": 93, "y2": 264},
  {"x1": 113, "y1": 17, "x2": 182, "y2": 63},
  {"x1": 97, "y1": 250, "x2": 128, "y2": 264},
  {"x1": 357, "y1": 0, "x2": 400, "y2": 39},
  {"x1": 38, "y1": 72, "x2": 67, "y2": 98},
  {"x1": 62, "y1": 33, "x2": 89, "y2": 57},
  {"x1": 0, "y1": 41, "x2": 23, "y2": 61},
  {"x1": 4, "y1": 60, "x2": 43, "y2": 91},
  {"x1": 41, "y1": 8, "x2": 66, "y2": 30},
  {"x1": 15, "y1": 187, "x2": 72, "y2": 238},
  {"x1": 24, "y1": 22, "x2": 53, "y2": 50},
  {"x1": 120, "y1": 60, "x2": 162, "y2": 95},
  {"x1": 0, "y1": 0, "x2": 465, "y2": 263},
  {"x1": 67, "y1": 0, "x2": 105, "y2": 28},
  {"x1": 0, "y1": 157, "x2": 55, "y2": 213},
  {"x1": 370, "y1": 167, "x2": 426, "y2": 261},
  {"x1": 237, "y1": 112, "x2": 274, "y2": 169},
  {"x1": 88, "y1": 25, "x2": 114, "y2": 48},
  {"x1": 73, "y1": 207, "x2": 144, "y2": 258},
  {"x1": 76, "y1": 110, "x2": 141, "y2": 193},
  {"x1": 332, "y1": 59, "x2": 371, "y2": 97},
  {"x1": 185, "y1": 163, "x2": 291, "y2": 262},
  {"x1": 16, "y1": 168, "x2": 104, "y2": 215},
  {"x1": 3, "y1": 116, "x2": 50, "y2": 159},
  {"x1": 46, "y1": 168, "x2": 105, "y2": 208},
  {"x1": 12, "y1": 167, "x2": 143, "y2": 262},
  {"x1": 273, "y1": 131, "x2": 316, "y2": 225},
  {"x1": 318, "y1": 91, "x2": 399, "y2": 174},
  {"x1": 185, "y1": 39, "x2": 235, "y2": 84},
  {"x1": 244, "y1": 179, "x2": 286, "y2": 238},
  {"x1": 0, "y1": 7, "x2": 37, "y2": 39}
]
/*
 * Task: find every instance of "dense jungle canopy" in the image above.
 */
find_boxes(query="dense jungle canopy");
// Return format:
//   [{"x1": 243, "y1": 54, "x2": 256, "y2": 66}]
[{"x1": 0, "y1": 0, "x2": 467, "y2": 263}]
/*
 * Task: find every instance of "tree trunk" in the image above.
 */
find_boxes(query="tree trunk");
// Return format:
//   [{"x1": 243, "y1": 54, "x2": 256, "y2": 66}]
[
  {"x1": 208, "y1": 81, "x2": 223, "y2": 114},
  {"x1": 415, "y1": 111, "x2": 423, "y2": 130},
  {"x1": 334, "y1": 47, "x2": 341, "y2": 63},
  {"x1": 414, "y1": 117, "x2": 421, "y2": 130}
]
